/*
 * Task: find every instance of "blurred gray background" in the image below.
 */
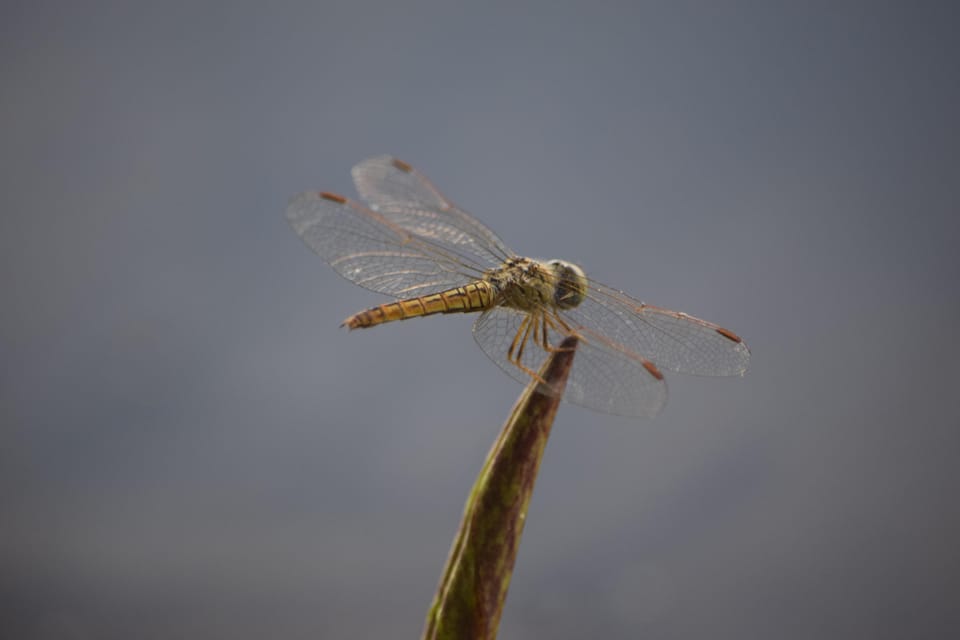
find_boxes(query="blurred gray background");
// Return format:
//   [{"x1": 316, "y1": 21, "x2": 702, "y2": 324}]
[{"x1": 3, "y1": 2, "x2": 959, "y2": 638}]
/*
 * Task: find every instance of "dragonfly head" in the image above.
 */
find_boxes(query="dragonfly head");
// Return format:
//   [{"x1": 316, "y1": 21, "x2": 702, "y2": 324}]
[{"x1": 547, "y1": 259, "x2": 588, "y2": 310}]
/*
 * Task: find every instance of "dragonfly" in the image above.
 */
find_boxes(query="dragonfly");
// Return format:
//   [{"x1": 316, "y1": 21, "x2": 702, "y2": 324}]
[{"x1": 286, "y1": 156, "x2": 750, "y2": 417}]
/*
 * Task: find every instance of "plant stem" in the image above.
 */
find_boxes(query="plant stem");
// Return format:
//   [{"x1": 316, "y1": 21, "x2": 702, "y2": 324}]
[{"x1": 423, "y1": 336, "x2": 579, "y2": 640}]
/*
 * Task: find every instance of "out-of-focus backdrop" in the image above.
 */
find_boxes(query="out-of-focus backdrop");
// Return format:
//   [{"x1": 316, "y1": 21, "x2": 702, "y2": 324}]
[{"x1": 3, "y1": 2, "x2": 958, "y2": 638}]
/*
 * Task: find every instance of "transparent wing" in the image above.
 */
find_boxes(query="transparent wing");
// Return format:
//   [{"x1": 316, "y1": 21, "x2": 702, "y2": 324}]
[
  {"x1": 351, "y1": 156, "x2": 514, "y2": 267},
  {"x1": 566, "y1": 281, "x2": 751, "y2": 376},
  {"x1": 473, "y1": 307, "x2": 669, "y2": 417},
  {"x1": 286, "y1": 191, "x2": 494, "y2": 298}
]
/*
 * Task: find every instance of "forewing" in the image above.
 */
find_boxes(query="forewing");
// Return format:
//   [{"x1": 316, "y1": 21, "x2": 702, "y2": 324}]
[
  {"x1": 286, "y1": 191, "x2": 488, "y2": 298},
  {"x1": 472, "y1": 307, "x2": 668, "y2": 417},
  {"x1": 564, "y1": 282, "x2": 751, "y2": 376},
  {"x1": 352, "y1": 156, "x2": 514, "y2": 267}
]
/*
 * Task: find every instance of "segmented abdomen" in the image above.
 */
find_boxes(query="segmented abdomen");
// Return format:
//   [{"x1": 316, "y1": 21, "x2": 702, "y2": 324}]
[{"x1": 343, "y1": 281, "x2": 496, "y2": 329}]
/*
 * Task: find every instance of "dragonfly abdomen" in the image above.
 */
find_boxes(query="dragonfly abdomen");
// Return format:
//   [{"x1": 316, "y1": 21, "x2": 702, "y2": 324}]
[{"x1": 343, "y1": 281, "x2": 496, "y2": 329}]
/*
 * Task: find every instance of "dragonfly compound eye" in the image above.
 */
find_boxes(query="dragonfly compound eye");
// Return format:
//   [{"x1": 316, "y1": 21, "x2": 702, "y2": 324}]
[{"x1": 548, "y1": 260, "x2": 588, "y2": 309}]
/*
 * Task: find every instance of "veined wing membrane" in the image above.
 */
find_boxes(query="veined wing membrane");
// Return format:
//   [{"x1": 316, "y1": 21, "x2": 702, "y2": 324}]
[
  {"x1": 565, "y1": 282, "x2": 751, "y2": 377},
  {"x1": 473, "y1": 306, "x2": 668, "y2": 417},
  {"x1": 286, "y1": 191, "x2": 491, "y2": 299},
  {"x1": 352, "y1": 156, "x2": 514, "y2": 267}
]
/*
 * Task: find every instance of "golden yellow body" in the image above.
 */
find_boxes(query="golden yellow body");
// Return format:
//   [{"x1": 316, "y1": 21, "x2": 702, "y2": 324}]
[{"x1": 344, "y1": 281, "x2": 497, "y2": 329}]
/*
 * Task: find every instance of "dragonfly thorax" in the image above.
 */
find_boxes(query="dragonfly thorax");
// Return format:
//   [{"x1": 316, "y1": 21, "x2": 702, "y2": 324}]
[{"x1": 485, "y1": 257, "x2": 588, "y2": 312}]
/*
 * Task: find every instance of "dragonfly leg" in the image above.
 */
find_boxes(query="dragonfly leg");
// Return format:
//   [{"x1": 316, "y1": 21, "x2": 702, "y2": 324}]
[
  {"x1": 551, "y1": 310, "x2": 576, "y2": 335},
  {"x1": 507, "y1": 313, "x2": 549, "y2": 386},
  {"x1": 529, "y1": 312, "x2": 543, "y2": 351},
  {"x1": 542, "y1": 312, "x2": 579, "y2": 352},
  {"x1": 514, "y1": 361, "x2": 550, "y2": 387},
  {"x1": 507, "y1": 315, "x2": 531, "y2": 362},
  {"x1": 514, "y1": 313, "x2": 536, "y2": 363},
  {"x1": 539, "y1": 314, "x2": 554, "y2": 352}
]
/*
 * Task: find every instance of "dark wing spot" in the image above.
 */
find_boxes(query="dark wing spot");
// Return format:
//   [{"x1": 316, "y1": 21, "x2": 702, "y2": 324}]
[
  {"x1": 715, "y1": 327, "x2": 742, "y2": 343},
  {"x1": 391, "y1": 158, "x2": 413, "y2": 173},
  {"x1": 320, "y1": 191, "x2": 347, "y2": 204},
  {"x1": 642, "y1": 360, "x2": 665, "y2": 381}
]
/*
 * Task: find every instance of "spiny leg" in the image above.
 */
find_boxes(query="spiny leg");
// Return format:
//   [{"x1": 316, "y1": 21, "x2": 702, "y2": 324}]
[
  {"x1": 507, "y1": 315, "x2": 531, "y2": 362},
  {"x1": 539, "y1": 314, "x2": 565, "y2": 353},
  {"x1": 529, "y1": 312, "x2": 543, "y2": 352},
  {"x1": 508, "y1": 313, "x2": 550, "y2": 386},
  {"x1": 514, "y1": 312, "x2": 536, "y2": 364},
  {"x1": 539, "y1": 314, "x2": 551, "y2": 351},
  {"x1": 541, "y1": 312, "x2": 578, "y2": 353},
  {"x1": 551, "y1": 310, "x2": 576, "y2": 335}
]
